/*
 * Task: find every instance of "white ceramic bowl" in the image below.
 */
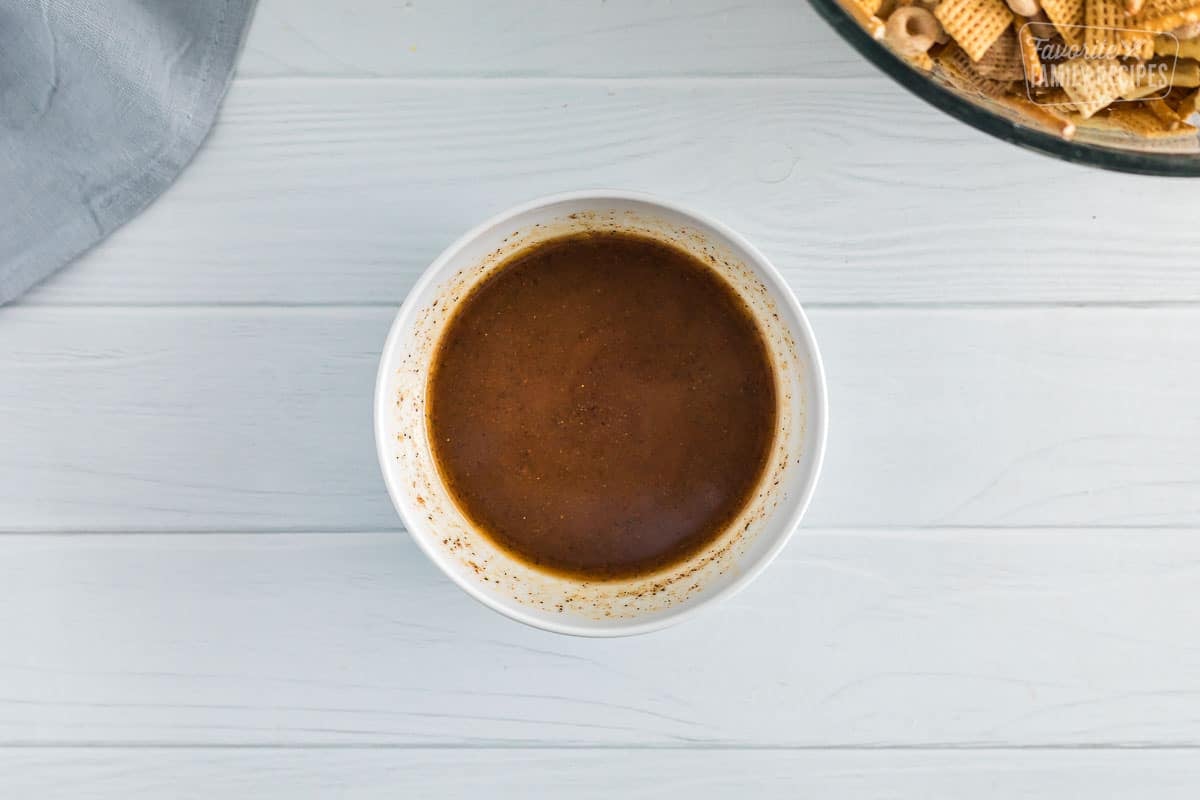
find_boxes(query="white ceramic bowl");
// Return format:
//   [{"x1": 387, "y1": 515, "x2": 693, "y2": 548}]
[{"x1": 375, "y1": 191, "x2": 827, "y2": 636}]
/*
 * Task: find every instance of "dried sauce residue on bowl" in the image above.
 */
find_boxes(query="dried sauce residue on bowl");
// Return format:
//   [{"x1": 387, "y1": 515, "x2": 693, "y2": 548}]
[{"x1": 382, "y1": 208, "x2": 808, "y2": 621}]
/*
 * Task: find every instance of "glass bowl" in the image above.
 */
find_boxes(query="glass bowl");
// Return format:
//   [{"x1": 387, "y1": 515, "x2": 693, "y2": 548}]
[{"x1": 807, "y1": 0, "x2": 1200, "y2": 176}]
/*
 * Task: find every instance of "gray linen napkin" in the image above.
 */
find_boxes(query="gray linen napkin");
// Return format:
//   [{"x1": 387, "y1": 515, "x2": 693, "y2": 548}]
[{"x1": 1, "y1": 0, "x2": 257, "y2": 304}]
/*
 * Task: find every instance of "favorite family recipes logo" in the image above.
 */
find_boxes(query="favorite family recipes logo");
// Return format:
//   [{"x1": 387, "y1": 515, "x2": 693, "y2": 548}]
[{"x1": 1022, "y1": 24, "x2": 1180, "y2": 108}]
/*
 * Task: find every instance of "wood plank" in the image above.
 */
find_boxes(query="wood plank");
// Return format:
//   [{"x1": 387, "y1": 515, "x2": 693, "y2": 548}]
[
  {"x1": 239, "y1": 0, "x2": 867, "y2": 78},
  {"x1": 1, "y1": 530, "x2": 1200, "y2": 746},
  {"x1": 2, "y1": 748, "x2": 1199, "y2": 798},
  {"x1": 4, "y1": 307, "x2": 1200, "y2": 531},
  {"x1": 15, "y1": 80, "x2": 1200, "y2": 307}
]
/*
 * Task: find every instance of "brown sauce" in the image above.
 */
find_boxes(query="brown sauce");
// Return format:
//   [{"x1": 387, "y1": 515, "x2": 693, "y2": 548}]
[{"x1": 427, "y1": 231, "x2": 777, "y2": 580}]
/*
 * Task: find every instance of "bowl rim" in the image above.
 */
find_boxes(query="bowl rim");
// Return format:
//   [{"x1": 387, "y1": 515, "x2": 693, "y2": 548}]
[
  {"x1": 373, "y1": 190, "x2": 829, "y2": 637},
  {"x1": 807, "y1": 0, "x2": 1200, "y2": 177}
]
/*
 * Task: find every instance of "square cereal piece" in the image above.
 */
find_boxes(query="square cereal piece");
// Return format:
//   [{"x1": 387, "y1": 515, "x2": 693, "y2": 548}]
[
  {"x1": 1087, "y1": 0, "x2": 1155, "y2": 57},
  {"x1": 975, "y1": 26, "x2": 1027, "y2": 79},
  {"x1": 1042, "y1": 0, "x2": 1087, "y2": 45},
  {"x1": 936, "y1": 43, "x2": 1016, "y2": 95},
  {"x1": 841, "y1": 0, "x2": 887, "y2": 38},
  {"x1": 935, "y1": 0, "x2": 1012, "y2": 59},
  {"x1": 1055, "y1": 57, "x2": 1137, "y2": 116}
]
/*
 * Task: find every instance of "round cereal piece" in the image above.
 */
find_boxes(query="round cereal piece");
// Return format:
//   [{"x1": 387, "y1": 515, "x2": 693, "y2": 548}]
[
  {"x1": 914, "y1": 0, "x2": 953, "y2": 42},
  {"x1": 885, "y1": 6, "x2": 942, "y2": 55},
  {"x1": 1006, "y1": 0, "x2": 1041, "y2": 17},
  {"x1": 905, "y1": 0, "x2": 952, "y2": 41},
  {"x1": 1171, "y1": 21, "x2": 1200, "y2": 39}
]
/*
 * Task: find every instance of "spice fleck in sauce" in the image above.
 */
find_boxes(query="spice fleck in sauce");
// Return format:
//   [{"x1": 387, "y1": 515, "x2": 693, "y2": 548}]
[{"x1": 427, "y1": 231, "x2": 777, "y2": 580}]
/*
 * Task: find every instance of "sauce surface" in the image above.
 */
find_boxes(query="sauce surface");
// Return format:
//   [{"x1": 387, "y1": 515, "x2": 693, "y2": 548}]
[{"x1": 427, "y1": 231, "x2": 776, "y2": 580}]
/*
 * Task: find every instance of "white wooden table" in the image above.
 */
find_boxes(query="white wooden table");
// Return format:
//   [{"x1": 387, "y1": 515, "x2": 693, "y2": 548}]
[{"x1": 4, "y1": 1, "x2": 1200, "y2": 796}]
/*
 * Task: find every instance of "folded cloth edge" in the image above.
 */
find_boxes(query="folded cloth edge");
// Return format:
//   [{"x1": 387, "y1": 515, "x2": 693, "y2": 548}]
[{"x1": 0, "y1": 0, "x2": 260, "y2": 305}]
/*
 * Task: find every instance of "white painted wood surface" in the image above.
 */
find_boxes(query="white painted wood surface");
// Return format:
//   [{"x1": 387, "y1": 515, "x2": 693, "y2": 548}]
[
  {"x1": 5, "y1": 307, "x2": 1200, "y2": 530},
  {"x1": 3, "y1": 750, "x2": 1199, "y2": 799},
  {"x1": 237, "y1": 0, "x2": 867, "y2": 78},
  {"x1": 22, "y1": 79, "x2": 1200, "y2": 306},
  {"x1": 1, "y1": 531, "x2": 1199, "y2": 746},
  {"x1": 4, "y1": 0, "x2": 1200, "y2": 795}
]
